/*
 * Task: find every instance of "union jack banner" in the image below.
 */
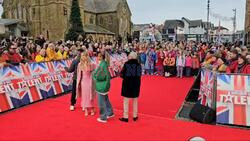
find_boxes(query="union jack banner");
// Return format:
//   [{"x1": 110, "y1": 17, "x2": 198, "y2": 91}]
[
  {"x1": 216, "y1": 74, "x2": 250, "y2": 126},
  {"x1": 53, "y1": 60, "x2": 67, "y2": 72},
  {"x1": 0, "y1": 54, "x2": 126, "y2": 113},
  {"x1": 0, "y1": 65, "x2": 23, "y2": 82},
  {"x1": 198, "y1": 69, "x2": 216, "y2": 109},
  {"x1": 0, "y1": 60, "x2": 73, "y2": 113},
  {"x1": 27, "y1": 62, "x2": 49, "y2": 76},
  {"x1": 108, "y1": 67, "x2": 116, "y2": 78},
  {"x1": 47, "y1": 61, "x2": 65, "y2": 95}
]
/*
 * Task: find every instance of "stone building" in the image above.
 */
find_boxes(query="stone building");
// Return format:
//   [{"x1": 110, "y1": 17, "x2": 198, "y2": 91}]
[
  {"x1": 2, "y1": 0, "x2": 132, "y2": 42},
  {"x1": 83, "y1": 0, "x2": 132, "y2": 42},
  {"x1": 245, "y1": 0, "x2": 250, "y2": 47}
]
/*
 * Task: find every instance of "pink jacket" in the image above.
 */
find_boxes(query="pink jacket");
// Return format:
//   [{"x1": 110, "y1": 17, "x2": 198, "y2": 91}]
[{"x1": 185, "y1": 56, "x2": 192, "y2": 67}]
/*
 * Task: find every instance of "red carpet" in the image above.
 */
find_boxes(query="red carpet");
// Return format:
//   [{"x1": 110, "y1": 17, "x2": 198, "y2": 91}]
[{"x1": 0, "y1": 76, "x2": 250, "y2": 141}]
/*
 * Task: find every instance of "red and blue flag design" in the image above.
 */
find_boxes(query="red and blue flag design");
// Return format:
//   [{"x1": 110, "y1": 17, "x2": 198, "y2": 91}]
[
  {"x1": 198, "y1": 69, "x2": 215, "y2": 108},
  {"x1": 46, "y1": 61, "x2": 64, "y2": 95},
  {"x1": 20, "y1": 64, "x2": 43, "y2": 102},
  {"x1": 17, "y1": 88, "x2": 32, "y2": 105},
  {"x1": 0, "y1": 66, "x2": 23, "y2": 112},
  {"x1": 0, "y1": 65, "x2": 22, "y2": 82},
  {"x1": 216, "y1": 74, "x2": 250, "y2": 126},
  {"x1": 39, "y1": 82, "x2": 55, "y2": 99},
  {"x1": 65, "y1": 59, "x2": 73, "y2": 68},
  {"x1": 28, "y1": 62, "x2": 48, "y2": 76},
  {"x1": 7, "y1": 91, "x2": 24, "y2": 108},
  {"x1": 53, "y1": 60, "x2": 67, "y2": 72},
  {"x1": 0, "y1": 92, "x2": 12, "y2": 112}
]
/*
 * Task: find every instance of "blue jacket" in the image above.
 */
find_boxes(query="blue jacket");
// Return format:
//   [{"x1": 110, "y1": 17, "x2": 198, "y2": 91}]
[{"x1": 139, "y1": 53, "x2": 146, "y2": 64}]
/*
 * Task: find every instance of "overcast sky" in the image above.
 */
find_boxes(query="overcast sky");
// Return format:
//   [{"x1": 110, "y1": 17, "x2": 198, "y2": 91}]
[
  {"x1": 127, "y1": 0, "x2": 246, "y2": 31},
  {"x1": 0, "y1": 0, "x2": 246, "y2": 31}
]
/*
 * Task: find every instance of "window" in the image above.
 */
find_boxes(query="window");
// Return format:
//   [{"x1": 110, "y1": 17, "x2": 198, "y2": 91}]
[
  {"x1": 32, "y1": 8, "x2": 36, "y2": 18},
  {"x1": 21, "y1": 7, "x2": 24, "y2": 19},
  {"x1": 168, "y1": 29, "x2": 175, "y2": 34},
  {"x1": 90, "y1": 15, "x2": 94, "y2": 24},
  {"x1": 109, "y1": 16, "x2": 113, "y2": 24},
  {"x1": 63, "y1": 7, "x2": 67, "y2": 16},
  {"x1": 16, "y1": 8, "x2": 19, "y2": 19},
  {"x1": 99, "y1": 37, "x2": 103, "y2": 42},
  {"x1": 25, "y1": 8, "x2": 29, "y2": 22},
  {"x1": 18, "y1": 3, "x2": 22, "y2": 19},
  {"x1": 162, "y1": 29, "x2": 166, "y2": 34},
  {"x1": 11, "y1": 10, "x2": 15, "y2": 19},
  {"x1": 100, "y1": 17, "x2": 104, "y2": 25},
  {"x1": 47, "y1": 30, "x2": 49, "y2": 40}
]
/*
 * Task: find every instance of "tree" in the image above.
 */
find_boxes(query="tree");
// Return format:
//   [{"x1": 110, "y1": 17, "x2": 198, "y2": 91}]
[
  {"x1": 1, "y1": 11, "x2": 6, "y2": 19},
  {"x1": 65, "y1": 0, "x2": 85, "y2": 41}
]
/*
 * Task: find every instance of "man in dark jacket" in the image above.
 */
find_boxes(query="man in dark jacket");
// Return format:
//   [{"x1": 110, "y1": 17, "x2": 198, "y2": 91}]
[
  {"x1": 65, "y1": 48, "x2": 84, "y2": 111},
  {"x1": 119, "y1": 52, "x2": 142, "y2": 122}
]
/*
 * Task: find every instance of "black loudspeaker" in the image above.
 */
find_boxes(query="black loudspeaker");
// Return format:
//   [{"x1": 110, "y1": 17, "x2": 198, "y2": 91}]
[{"x1": 189, "y1": 103, "x2": 215, "y2": 124}]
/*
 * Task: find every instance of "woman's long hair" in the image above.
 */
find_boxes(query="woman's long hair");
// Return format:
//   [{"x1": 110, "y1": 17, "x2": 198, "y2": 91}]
[{"x1": 79, "y1": 51, "x2": 91, "y2": 71}]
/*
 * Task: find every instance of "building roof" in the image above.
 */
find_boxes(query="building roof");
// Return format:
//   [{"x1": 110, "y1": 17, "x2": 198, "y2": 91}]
[
  {"x1": 182, "y1": 17, "x2": 203, "y2": 28},
  {"x1": 0, "y1": 19, "x2": 22, "y2": 26},
  {"x1": 84, "y1": 0, "x2": 97, "y2": 13},
  {"x1": 84, "y1": 0, "x2": 123, "y2": 13},
  {"x1": 84, "y1": 24, "x2": 115, "y2": 35},
  {"x1": 133, "y1": 24, "x2": 151, "y2": 31},
  {"x1": 163, "y1": 20, "x2": 184, "y2": 29},
  {"x1": 214, "y1": 26, "x2": 229, "y2": 31},
  {"x1": 189, "y1": 20, "x2": 203, "y2": 27}
]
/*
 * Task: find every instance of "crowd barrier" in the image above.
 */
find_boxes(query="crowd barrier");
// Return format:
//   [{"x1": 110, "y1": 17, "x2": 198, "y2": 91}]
[
  {"x1": 0, "y1": 53, "x2": 127, "y2": 113},
  {"x1": 198, "y1": 69, "x2": 250, "y2": 127}
]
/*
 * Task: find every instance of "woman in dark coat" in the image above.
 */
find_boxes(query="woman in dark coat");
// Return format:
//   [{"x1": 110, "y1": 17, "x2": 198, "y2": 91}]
[{"x1": 119, "y1": 52, "x2": 142, "y2": 122}]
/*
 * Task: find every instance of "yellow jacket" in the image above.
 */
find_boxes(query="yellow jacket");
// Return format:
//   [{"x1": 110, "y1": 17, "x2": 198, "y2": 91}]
[
  {"x1": 63, "y1": 51, "x2": 68, "y2": 59},
  {"x1": 46, "y1": 48, "x2": 56, "y2": 61},
  {"x1": 35, "y1": 55, "x2": 49, "y2": 63},
  {"x1": 56, "y1": 51, "x2": 63, "y2": 60}
]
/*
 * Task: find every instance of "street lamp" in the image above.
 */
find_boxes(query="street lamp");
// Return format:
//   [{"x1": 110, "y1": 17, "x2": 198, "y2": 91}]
[
  {"x1": 207, "y1": 0, "x2": 210, "y2": 43},
  {"x1": 232, "y1": 8, "x2": 236, "y2": 43}
]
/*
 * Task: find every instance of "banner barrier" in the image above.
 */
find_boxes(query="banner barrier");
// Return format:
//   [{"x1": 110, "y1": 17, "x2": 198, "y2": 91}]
[
  {"x1": 198, "y1": 69, "x2": 216, "y2": 110},
  {"x1": 198, "y1": 69, "x2": 250, "y2": 127},
  {"x1": 0, "y1": 53, "x2": 127, "y2": 113},
  {"x1": 216, "y1": 74, "x2": 250, "y2": 127}
]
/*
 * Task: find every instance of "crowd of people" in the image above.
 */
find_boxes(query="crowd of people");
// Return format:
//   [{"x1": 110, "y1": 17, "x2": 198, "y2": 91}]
[
  {"x1": 0, "y1": 35, "x2": 250, "y2": 123},
  {"x1": 0, "y1": 35, "x2": 250, "y2": 76},
  {"x1": 135, "y1": 41, "x2": 250, "y2": 77},
  {"x1": 0, "y1": 35, "x2": 119, "y2": 67}
]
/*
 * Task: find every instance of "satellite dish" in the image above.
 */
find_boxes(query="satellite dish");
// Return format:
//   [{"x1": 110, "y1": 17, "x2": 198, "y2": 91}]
[{"x1": 189, "y1": 136, "x2": 206, "y2": 141}]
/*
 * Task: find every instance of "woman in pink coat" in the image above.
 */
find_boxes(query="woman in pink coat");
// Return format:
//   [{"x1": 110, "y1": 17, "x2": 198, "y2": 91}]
[{"x1": 76, "y1": 51, "x2": 96, "y2": 116}]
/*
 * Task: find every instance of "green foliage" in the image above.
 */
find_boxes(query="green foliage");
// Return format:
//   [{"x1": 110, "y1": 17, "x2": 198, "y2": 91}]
[
  {"x1": 65, "y1": 0, "x2": 85, "y2": 41},
  {"x1": 2, "y1": 11, "x2": 6, "y2": 19}
]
